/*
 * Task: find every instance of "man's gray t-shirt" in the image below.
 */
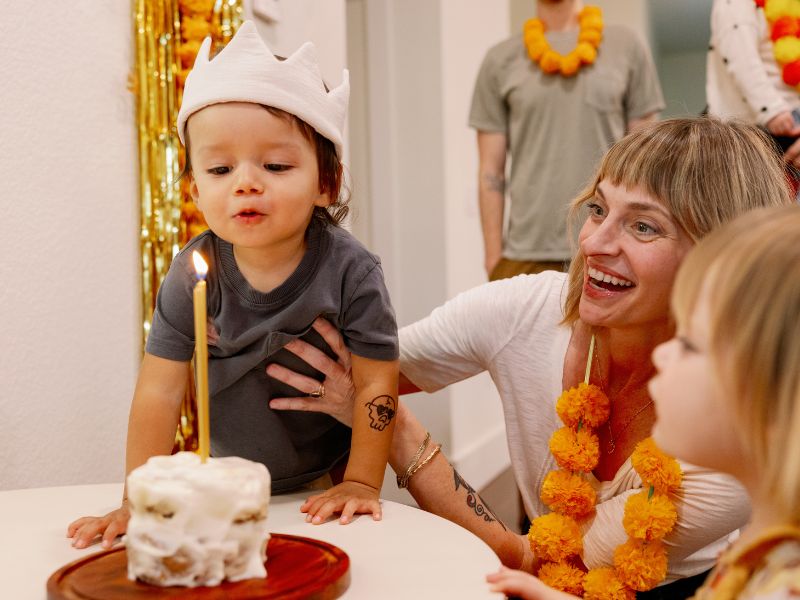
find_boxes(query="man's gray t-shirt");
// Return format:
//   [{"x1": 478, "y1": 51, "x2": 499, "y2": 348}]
[
  {"x1": 146, "y1": 219, "x2": 399, "y2": 492},
  {"x1": 469, "y1": 25, "x2": 664, "y2": 261}
]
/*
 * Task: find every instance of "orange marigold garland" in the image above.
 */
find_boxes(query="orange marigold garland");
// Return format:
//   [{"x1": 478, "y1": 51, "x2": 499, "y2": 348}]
[
  {"x1": 523, "y1": 6, "x2": 603, "y2": 77},
  {"x1": 760, "y1": 0, "x2": 800, "y2": 87},
  {"x1": 541, "y1": 470, "x2": 596, "y2": 518},
  {"x1": 528, "y1": 335, "x2": 683, "y2": 597},
  {"x1": 538, "y1": 562, "x2": 586, "y2": 596},
  {"x1": 583, "y1": 568, "x2": 635, "y2": 600},
  {"x1": 528, "y1": 512, "x2": 584, "y2": 563},
  {"x1": 622, "y1": 490, "x2": 677, "y2": 541}
]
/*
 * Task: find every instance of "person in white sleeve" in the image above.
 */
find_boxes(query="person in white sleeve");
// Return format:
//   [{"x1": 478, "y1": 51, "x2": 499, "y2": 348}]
[
  {"x1": 266, "y1": 118, "x2": 792, "y2": 599},
  {"x1": 707, "y1": 0, "x2": 800, "y2": 173}
]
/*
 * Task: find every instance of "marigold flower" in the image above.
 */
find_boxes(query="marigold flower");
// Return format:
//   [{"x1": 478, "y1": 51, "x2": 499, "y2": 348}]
[
  {"x1": 580, "y1": 14, "x2": 604, "y2": 31},
  {"x1": 176, "y1": 68, "x2": 191, "y2": 88},
  {"x1": 622, "y1": 490, "x2": 677, "y2": 540},
  {"x1": 613, "y1": 539, "x2": 668, "y2": 591},
  {"x1": 784, "y1": 60, "x2": 800, "y2": 86},
  {"x1": 556, "y1": 382, "x2": 610, "y2": 428},
  {"x1": 766, "y1": 0, "x2": 800, "y2": 23},
  {"x1": 580, "y1": 6, "x2": 602, "y2": 17},
  {"x1": 525, "y1": 37, "x2": 549, "y2": 61},
  {"x1": 584, "y1": 568, "x2": 636, "y2": 600},
  {"x1": 181, "y1": 15, "x2": 211, "y2": 42},
  {"x1": 771, "y1": 16, "x2": 800, "y2": 41},
  {"x1": 537, "y1": 562, "x2": 585, "y2": 595},
  {"x1": 774, "y1": 36, "x2": 800, "y2": 64},
  {"x1": 576, "y1": 42, "x2": 598, "y2": 64},
  {"x1": 178, "y1": 40, "x2": 202, "y2": 68},
  {"x1": 178, "y1": 0, "x2": 214, "y2": 18},
  {"x1": 560, "y1": 52, "x2": 581, "y2": 76},
  {"x1": 540, "y1": 50, "x2": 562, "y2": 74},
  {"x1": 541, "y1": 469, "x2": 597, "y2": 518},
  {"x1": 524, "y1": 18, "x2": 545, "y2": 34},
  {"x1": 631, "y1": 438, "x2": 682, "y2": 493},
  {"x1": 549, "y1": 427, "x2": 600, "y2": 472},
  {"x1": 528, "y1": 513, "x2": 583, "y2": 563},
  {"x1": 578, "y1": 29, "x2": 603, "y2": 47}
]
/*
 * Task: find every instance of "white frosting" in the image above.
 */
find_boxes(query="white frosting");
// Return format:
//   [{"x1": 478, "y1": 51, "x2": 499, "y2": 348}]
[{"x1": 125, "y1": 452, "x2": 271, "y2": 587}]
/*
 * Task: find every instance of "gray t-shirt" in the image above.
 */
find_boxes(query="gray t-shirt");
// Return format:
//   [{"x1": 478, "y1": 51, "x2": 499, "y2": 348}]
[
  {"x1": 146, "y1": 219, "x2": 399, "y2": 492},
  {"x1": 469, "y1": 25, "x2": 664, "y2": 261}
]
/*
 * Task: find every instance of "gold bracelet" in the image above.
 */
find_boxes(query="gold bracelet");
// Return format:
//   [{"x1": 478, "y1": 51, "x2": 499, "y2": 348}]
[
  {"x1": 404, "y1": 444, "x2": 442, "y2": 486},
  {"x1": 396, "y1": 432, "x2": 431, "y2": 489}
]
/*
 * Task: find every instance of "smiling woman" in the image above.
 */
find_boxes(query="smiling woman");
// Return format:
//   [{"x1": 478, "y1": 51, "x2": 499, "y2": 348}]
[{"x1": 267, "y1": 117, "x2": 794, "y2": 599}]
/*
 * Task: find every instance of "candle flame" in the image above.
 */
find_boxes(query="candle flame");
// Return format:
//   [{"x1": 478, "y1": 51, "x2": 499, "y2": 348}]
[{"x1": 192, "y1": 251, "x2": 208, "y2": 279}]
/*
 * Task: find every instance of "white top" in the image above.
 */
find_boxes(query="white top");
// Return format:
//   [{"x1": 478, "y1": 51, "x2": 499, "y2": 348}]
[
  {"x1": 0, "y1": 483, "x2": 501, "y2": 599},
  {"x1": 706, "y1": 0, "x2": 799, "y2": 125},
  {"x1": 400, "y1": 271, "x2": 751, "y2": 581}
]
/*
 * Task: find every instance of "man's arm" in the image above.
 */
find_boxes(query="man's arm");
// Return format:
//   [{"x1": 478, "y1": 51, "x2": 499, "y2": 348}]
[{"x1": 477, "y1": 130, "x2": 508, "y2": 278}]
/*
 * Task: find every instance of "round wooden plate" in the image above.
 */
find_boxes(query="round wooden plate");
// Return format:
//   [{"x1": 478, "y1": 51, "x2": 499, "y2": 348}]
[{"x1": 47, "y1": 533, "x2": 350, "y2": 599}]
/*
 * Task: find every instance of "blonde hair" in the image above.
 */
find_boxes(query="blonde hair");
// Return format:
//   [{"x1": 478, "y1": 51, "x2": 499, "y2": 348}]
[
  {"x1": 673, "y1": 205, "x2": 800, "y2": 524},
  {"x1": 562, "y1": 117, "x2": 792, "y2": 323}
]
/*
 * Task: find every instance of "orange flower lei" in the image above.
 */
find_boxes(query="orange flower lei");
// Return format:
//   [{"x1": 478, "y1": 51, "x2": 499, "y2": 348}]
[
  {"x1": 758, "y1": 0, "x2": 800, "y2": 87},
  {"x1": 528, "y1": 335, "x2": 683, "y2": 598},
  {"x1": 523, "y1": 6, "x2": 603, "y2": 77}
]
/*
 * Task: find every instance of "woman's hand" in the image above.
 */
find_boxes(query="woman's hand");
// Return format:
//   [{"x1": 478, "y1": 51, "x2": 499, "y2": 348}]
[
  {"x1": 267, "y1": 318, "x2": 356, "y2": 427},
  {"x1": 486, "y1": 566, "x2": 579, "y2": 600},
  {"x1": 67, "y1": 502, "x2": 130, "y2": 549}
]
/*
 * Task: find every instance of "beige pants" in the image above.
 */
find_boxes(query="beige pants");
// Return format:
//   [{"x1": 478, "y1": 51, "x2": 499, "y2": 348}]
[{"x1": 489, "y1": 257, "x2": 569, "y2": 281}]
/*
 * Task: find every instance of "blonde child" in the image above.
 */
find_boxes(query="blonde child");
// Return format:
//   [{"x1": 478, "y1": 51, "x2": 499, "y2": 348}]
[
  {"x1": 487, "y1": 205, "x2": 800, "y2": 598},
  {"x1": 68, "y1": 21, "x2": 399, "y2": 549}
]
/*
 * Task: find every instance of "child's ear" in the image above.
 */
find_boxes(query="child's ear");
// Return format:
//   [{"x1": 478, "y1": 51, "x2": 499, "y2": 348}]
[
  {"x1": 313, "y1": 192, "x2": 332, "y2": 208},
  {"x1": 189, "y1": 175, "x2": 202, "y2": 208}
]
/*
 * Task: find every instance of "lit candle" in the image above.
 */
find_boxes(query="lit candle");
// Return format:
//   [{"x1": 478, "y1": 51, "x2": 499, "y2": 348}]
[{"x1": 192, "y1": 251, "x2": 210, "y2": 463}]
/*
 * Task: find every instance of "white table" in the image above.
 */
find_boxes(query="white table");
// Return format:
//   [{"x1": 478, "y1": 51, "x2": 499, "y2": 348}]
[{"x1": 0, "y1": 483, "x2": 503, "y2": 599}]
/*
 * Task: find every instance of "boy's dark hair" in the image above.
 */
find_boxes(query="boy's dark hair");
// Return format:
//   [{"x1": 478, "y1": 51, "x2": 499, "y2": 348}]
[{"x1": 181, "y1": 105, "x2": 349, "y2": 227}]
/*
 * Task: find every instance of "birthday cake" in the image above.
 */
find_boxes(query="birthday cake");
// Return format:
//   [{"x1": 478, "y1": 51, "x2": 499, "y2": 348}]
[{"x1": 125, "y1": 452, "x2": 271, "y2": 587}]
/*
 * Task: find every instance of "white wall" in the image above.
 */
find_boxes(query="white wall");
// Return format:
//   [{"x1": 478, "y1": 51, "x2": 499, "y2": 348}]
[
  {"x1": 657, "y1": 50, "x2": 708, "y2": 118},
  {"x1": 0, "y1": 1, "x2": 347, "y2": 491},
  {"x1": 351, "y1": 1, "x2": 511, "y2": 504},
  {"x1": 0, "y1": 2, "x2": 139, "y2": 489}
]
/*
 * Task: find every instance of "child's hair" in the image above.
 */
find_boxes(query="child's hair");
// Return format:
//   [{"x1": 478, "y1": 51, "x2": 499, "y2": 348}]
[
  {"x1": 182, "y1": 104, "x2": 349, "y2": 227},
  {"x1": 673, "y1": 205, "x2": 800, "y2": 525},
  {"x1": 562, "y1": 117, "x2": 792, "y2": 323}
]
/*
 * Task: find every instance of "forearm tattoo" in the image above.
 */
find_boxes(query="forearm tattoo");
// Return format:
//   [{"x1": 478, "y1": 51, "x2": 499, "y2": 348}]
[
  {"x1": 364, "y1": 395, "x2": 396, "y2": 431},
  {"x1": 482, "y1": 173, "x2": 505, "y2": 194},
  {"x1": 453, "y1": 468, "x2": 506, "y2": 530}
]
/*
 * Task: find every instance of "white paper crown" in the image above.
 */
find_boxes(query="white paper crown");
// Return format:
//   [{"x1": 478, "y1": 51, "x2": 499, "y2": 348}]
[{"x1": 177, "y1": 20, "x2": 349, "y2": 157}]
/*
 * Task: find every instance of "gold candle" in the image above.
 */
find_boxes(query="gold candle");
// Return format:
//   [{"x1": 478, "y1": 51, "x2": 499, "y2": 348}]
[{"x1": 192, "y1": 251, "x2": 210, "y2": 462}]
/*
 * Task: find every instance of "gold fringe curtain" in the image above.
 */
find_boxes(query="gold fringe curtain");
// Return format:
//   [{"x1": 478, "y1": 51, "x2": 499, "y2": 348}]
[{"x1": 134, "y1": 0, "x2": 243, "y2": 451}]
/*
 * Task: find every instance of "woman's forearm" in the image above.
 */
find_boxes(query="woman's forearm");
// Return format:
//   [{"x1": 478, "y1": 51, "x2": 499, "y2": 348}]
[{"x1": 390, "y1": 404, "x2": 534, "y2": 571}]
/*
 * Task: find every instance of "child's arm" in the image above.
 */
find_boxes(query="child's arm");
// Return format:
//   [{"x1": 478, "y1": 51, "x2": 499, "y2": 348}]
[
  {"x1": 67, "y1": 353, "x2": 188, "y2": 548},
  {"x1": 301, "y1": 354, "x2": 399, "y2": 524}
]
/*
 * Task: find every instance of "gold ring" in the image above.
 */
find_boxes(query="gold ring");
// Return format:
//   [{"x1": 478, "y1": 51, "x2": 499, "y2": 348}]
[{"x1": 309, "y1": 383, "x2": 325, "y2": 398}]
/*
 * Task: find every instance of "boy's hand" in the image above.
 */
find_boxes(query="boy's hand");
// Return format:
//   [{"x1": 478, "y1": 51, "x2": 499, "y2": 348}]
[
  {"x1": 300, "y1": 480, "x2": 381, "y2": 525},
  {"x1": 67, "y1": 503, "x2": 130, "y2": 550}
]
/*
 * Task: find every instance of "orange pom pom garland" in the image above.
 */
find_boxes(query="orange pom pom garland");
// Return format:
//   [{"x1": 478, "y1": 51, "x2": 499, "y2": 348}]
[
  {"x1": 760, "y1": 0, "x2": 800, "y2": 89},
  {"x1": 523, "y1": 6, "x2": 603, "y2": 77},
  {"x1": 528, "y1": 335, "x2": 683, "y2": 597}
]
